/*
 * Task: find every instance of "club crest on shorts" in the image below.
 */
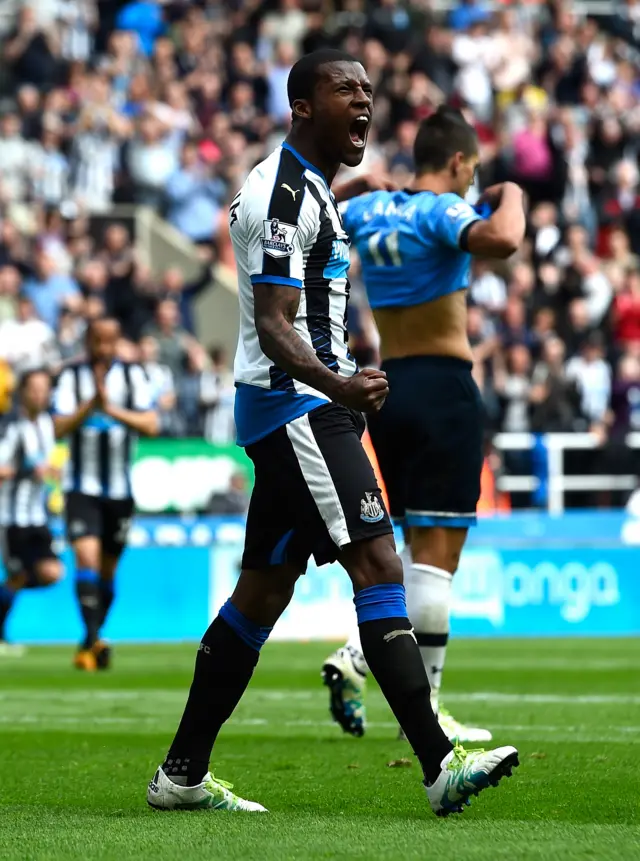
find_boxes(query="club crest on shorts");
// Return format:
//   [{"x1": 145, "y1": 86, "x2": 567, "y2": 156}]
[
  {"x1": 262, "y1": 218, "x2": 298, "y2": 258},
  {"x1": 360, "y1": 492, "x2": 384, "y2": 523}
]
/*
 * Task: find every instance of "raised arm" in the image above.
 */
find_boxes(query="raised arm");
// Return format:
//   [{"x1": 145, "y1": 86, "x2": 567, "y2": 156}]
[
  {"x1": 101, "y1": 364, "x2": 159, "y2": 437},
  {"x1": 52, "y1": 367, "x2": 99, "y2": 440},
  {"x1": 464, "y1": 183, "x2": 526, "y2": 259}
]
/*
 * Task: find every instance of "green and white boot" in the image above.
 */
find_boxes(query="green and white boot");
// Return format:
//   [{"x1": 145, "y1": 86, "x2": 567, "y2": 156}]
[
  {"x1": 425, "y1": 743, "x2": 519, "y2": 817},
  {"x1": 322, "y1": 647, "x2": 366, "y2": 737},
  {"x1": 147, "y1": 766, "x2": 268, "y2": 812}
]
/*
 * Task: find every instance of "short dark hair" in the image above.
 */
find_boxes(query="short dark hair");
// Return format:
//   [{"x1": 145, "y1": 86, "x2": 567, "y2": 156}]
[
  {"x1": 413, "y1": 106, "x2": 478, "y2": 174},
  {"x1": 86, "y1": 315, "x2": 120, "y2": 338},
  {"x1": 287, "y1": 49, "x2": 358, "y2": 108},
  {"x1": 19, "y1": 367, "x2": 50, "y2": 391}
]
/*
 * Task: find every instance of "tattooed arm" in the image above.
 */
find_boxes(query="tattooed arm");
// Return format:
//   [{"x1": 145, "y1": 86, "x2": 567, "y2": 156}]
[{"x1": 253, "y1": 283, "x2": 388, "y2": 413}]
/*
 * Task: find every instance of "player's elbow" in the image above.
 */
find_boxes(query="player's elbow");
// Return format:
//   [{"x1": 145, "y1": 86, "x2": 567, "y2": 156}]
[{"x1": 493, "y1": 237, "x2": 521, "y2": 259}]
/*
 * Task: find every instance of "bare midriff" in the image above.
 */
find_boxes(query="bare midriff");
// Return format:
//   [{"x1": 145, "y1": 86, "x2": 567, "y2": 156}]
[{"x1": 373, "y1": 290, "x2": 473, "y2": 363}]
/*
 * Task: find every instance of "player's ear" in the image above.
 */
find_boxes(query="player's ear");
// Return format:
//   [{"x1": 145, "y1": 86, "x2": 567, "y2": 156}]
[
  {"x1": 450, "y1": 151, "x2": 465, "y2": 176},
  {"x1": 292, "y1": 98, "x2": 312, "y2": 121}
]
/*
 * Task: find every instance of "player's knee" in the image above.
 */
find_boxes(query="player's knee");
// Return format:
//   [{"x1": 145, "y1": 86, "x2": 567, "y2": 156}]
[
  {"x1": 231, "y1": 565, "x2": 301, "y2": 626},
  {"x1": 410, "y1": 526, "x2": 465, "y2": 574},
  {"x1": 73, "y1": 538, "x2": 101, "y2": 571},
  {"x1": 344, "y1": 534, "x2": 403, "y2": 591},
  {"x1": 36, "y1": 559, "x2": 63, "y2": 586}
]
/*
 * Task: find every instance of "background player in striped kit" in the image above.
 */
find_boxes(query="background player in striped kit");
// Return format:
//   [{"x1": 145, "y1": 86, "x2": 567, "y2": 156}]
[
  {"x1": 323, "y1": 107, "x2": 527, "y2": 743},
  {"x1": 0, "y1": 369, "x2": 62, "y2": 653},
  {"x1": 52, "y1": 317, "x2": 158, "y2": 671}
]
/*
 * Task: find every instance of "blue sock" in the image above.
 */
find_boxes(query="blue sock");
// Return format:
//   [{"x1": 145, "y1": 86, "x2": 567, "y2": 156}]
[
  {"x1": 219, "y1": 599, "x2": 273, "y2": 652},
  {"x1": 354, "y1": 583, "x2": 407, "y2": 624},
  {"x1": 76, "y1": 568, "x2": 99, "y2": 585},
  {"x1": 75, "y1": 569, "x2": 100, "y2": 649}
]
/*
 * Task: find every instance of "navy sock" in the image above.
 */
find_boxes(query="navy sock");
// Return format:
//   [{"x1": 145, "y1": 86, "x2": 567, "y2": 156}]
[
  {"x1": 0, "y1": 584, "x2": 16, "y2": 641},
  {"x1": 164, "y1": 600, "x2": 272, "y2": 786},
  {"x1": 75, "y1": 569, "x2": 100, "y2": 649},
  {"x1": 355, "y1": 583, "x2": 452, "y2": 783},
  {"x1": 98, "y1": 579, "x2": 115, "y2": 632}
]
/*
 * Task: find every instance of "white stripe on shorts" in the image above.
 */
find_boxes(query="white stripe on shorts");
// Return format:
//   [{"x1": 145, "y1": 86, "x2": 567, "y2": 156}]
[{"x1": 285, "y1": 413, "x2": 351, "y2": 548}]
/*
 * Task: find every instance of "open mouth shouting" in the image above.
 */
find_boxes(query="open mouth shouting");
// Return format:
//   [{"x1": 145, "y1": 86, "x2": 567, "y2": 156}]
[{"x1": 349, "y1": 114, "x2": 370, "y2": 149}]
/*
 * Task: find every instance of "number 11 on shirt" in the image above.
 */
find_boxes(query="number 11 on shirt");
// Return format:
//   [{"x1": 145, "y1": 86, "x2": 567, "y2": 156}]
[{"x1": 368, "y1": 230, "x2": 402, "y2": 267}]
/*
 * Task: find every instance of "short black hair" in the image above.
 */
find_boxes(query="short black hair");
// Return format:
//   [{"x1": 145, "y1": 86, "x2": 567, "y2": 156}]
[
  {"x1": 19, "y1": 367, "x2": 50, "y2": 391},
  {"x1": 287, "y1": 49, "x2": 358, "y2": 108},
  {"x1": 85, "y1": 315, "x2": 120, "y2": 338},
  {"x1": 413, "y1": 106, "x2": 478, "y2": 174}
]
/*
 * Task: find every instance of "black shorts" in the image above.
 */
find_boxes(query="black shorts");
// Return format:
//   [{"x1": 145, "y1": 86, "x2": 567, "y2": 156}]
[
  {"x1": 65, "y1": 492, "x2": 134, "y2": 556},
  {"x1": 242, "y1": 403, "x2": 393, "y2": 569},
  {"x1": 3, "y1": 526, "x2": 57, "y2": 579},
  {"x1": 367, "y1": 355, "x2": 484, "y2": 528}
]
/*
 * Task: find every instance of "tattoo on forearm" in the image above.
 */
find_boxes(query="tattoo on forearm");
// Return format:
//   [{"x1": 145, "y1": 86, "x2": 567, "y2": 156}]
[{"x1": 254, "y1": 283, "x2": 340, "y2": 397}]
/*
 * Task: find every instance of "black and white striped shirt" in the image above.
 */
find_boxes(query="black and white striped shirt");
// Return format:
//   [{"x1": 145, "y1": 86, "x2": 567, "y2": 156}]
[
  {"x1": 0, "y1": 413, "x2": 56, "y2": 527},
  {"x1": 53, "y1": 361, "x2": 153, "y2": 499},
  {"x1": 230, "y1": 142, "x2": 356, "y2": 446}
]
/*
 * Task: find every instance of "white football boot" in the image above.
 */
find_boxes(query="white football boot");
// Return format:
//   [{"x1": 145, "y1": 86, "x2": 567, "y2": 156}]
[
  {"x1": 147, "y1": 766, "x2": 267, "y2": 812},
  {"x1": 425, "y1": 743, "x2": 519, "y2": 817},
  {"x1": 322, "y1": 647, "x2": 367, "y2": 737}
]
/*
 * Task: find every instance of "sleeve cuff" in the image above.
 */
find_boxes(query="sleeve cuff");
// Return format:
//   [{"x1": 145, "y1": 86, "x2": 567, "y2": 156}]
[
  {"x1": 250, "y1": 274, "x2": 303, "y2": 289},
  {"x1": 457, "y1": 217, "x2": 481, "y2": 252}
]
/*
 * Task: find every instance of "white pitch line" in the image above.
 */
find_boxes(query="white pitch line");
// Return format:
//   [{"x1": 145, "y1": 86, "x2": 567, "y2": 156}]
[
  {"x1": 2, "y1": 689, "x2": 640, "y2": 705},
  {"x1": 443, "y1": 692, "x2": 640, "y2": 705},
  {"x1": 1, "y1": 714, "x2": 640, "y2": 741}
]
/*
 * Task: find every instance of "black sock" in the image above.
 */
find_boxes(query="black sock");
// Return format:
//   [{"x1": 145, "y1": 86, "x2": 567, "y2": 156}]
[
  {"x1": 355, "y1": 585, "x2": 452, "y2": 784},
  {"x1": 163, "y1": 601, "x2": 271, "y2": 786},
  {"x1": 0, "y1": 585, "x2": 16, "y2": 641},
  {"x1": 75, "y1": 569, "x2": 100, "y2": 649},
  {"x1": 97, "y1": 579, "x2": 115, "y2": 632}
]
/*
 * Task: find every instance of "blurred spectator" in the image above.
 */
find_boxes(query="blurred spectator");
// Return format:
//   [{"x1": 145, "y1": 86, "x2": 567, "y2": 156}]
[
  {"x1": 165, "y1": 141, "x2": 225, "y2": 243},
  {"x1": 139, "y1": 333, "x2": 178, "y2": 436},
  {"x1": 566, "y1": 332, "x2": 612, "y2": 425},
  {"x1": 0, "y1": 110, "x2": 34, "y2": 202},
  {"x1": 0, "y1": 265, "x2": 21, "y2": 323},
  {"x1": 176, "y1": 341, "x2": 208, "y2": 436},
  {"x1": 470, "y1": 260, "x2": 507, "y2": 314},
  {"x1": 613, "y1": 270, "x2": 640, "y2": 345},
  {"x1": 200, "y1": 345, "x2": 235, "y2": 445},
  {"x1": 207, "y1": 471, "x2": 249, "y2": 515},
  {"x1": 142, "y1": 298, "x2": 190, "y2": 380},
  {"x1": 22, "y1": 247, "x2": 81, "y2": 330},
  {"x1": 158, "y1": 256, "x2": 214, "y2": 335},
  {"x1": 495, "y1": 344, "x2": 533, "y2": 433},
  {"x1": 530, "y1": 336, "x2": 583, "y2": 432},
  {"x1": 610, "y1": 353, "x2": 640, "y2": 438},
  {"x1": 0, "y1": 294, "x2": 60, "y2": 376},
  {"x1": 4, "y1": 6, "x2": 59, "y2": 89},
  {"x1": 127, "y1": 114, "x2": 177, "y2": 208}
]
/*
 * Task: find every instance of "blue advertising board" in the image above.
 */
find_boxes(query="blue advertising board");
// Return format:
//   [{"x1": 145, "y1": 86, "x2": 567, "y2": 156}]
[{"x1": 3, "y1": 510, "x2": 640, "y2": 642}]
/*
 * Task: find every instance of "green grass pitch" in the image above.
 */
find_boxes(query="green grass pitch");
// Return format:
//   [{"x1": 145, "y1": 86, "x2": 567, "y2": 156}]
[{"x1": 1, "y1": 638, "x2": 639, "y2": 860}]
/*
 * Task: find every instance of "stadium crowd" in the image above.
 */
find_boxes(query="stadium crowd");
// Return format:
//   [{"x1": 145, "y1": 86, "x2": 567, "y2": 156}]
[{"x1": 1, "y1": 0, "x2": 640, "y2": 495}]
